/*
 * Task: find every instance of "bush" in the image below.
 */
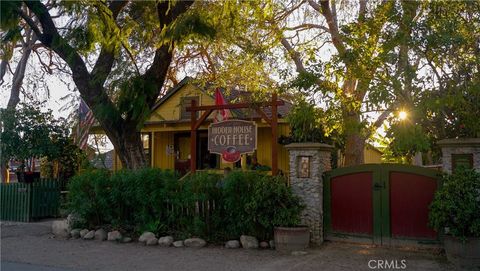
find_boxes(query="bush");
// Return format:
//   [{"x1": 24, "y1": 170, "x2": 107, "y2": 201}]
[
  {"x1": 223, "y1": 171, "x2": 304, "y2": 239},
  {"x1": 67, "y1": 169, "x2": 303, "y2": 241},
  {"x1": 429, "y1": 167, "x2": 480, "y2": 241}
]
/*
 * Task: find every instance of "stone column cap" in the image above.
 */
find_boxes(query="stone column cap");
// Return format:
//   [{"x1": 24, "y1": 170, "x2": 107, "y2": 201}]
[
  {"x1": 437, "y1": 138, "x2": 480, "y2": 147},
  {"x1": 285, "y1": 142, "x2": 334, "y2": 151}
]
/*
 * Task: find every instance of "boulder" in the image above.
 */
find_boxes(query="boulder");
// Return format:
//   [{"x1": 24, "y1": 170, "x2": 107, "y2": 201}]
[
  {"x1": 83, "y1": 230, "x2": 95, "y2": 240},
  {"x1": 107, "y1": 230, "x2": 122, "y2": 241},
  {"x1": 158, "y1": 236, "x2": 174, "y2": 247},
  {"x1": 121, "y1": 237, "x2": 132, "y2": 243},
  {"x1": 146, "y1": 237, "x2": 158, "y2": 246},
  {"x1": 70, "y1": 229, "x2": 81, "y2": 239},
  {"x1": 225, "y1": 240, "x2": 240, "y2": 249},
  {"x1": 138, "y1": 232, "x2": 156, "y2": 243},
  {"x1": 260, "y1": 241, "x2": 269, "y2": 249},
  {"x1": 52, "y1": 220, "x2": 69, "y2": 238},
  {"x1": 79, "y1": 229, "x2": 89, "y2": 238},
  {"x1": 184, "y1": 238, "x2": 206, "y2": 248},
  {"x1": 240, "y1": 235, "x2": 259, "y2": 249},
  {"x1": 173, "y1": 240, "x2": 184, "y2": 247},
  {"x1": 94, "y1": 229, "x2": 107, "y2": 241},
  {"x1": 269, "y1": 240, "x2": 275, "y2": 249},
  {"x1": 66, "y1": 213, "x2": 80, "y2": 229}
]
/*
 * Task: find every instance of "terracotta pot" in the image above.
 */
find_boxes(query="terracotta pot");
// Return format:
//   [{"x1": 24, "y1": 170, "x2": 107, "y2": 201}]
[
  {"x1": 274, "y1": 226, "x2": 309, "y2": 251},
  {"x1": 444, "y1": 235, "x2": 480, "y2": 270}
]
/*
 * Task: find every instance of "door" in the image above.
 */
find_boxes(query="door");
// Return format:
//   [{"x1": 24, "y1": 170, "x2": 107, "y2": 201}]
[{"x1": 324, "y1": 164, "x2": 441, "y2": 246}]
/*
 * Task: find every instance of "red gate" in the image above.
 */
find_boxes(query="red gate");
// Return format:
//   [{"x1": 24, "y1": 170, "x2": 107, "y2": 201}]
[{"x1": 324, "y1": 164, "x2": 441, "y2": 246}]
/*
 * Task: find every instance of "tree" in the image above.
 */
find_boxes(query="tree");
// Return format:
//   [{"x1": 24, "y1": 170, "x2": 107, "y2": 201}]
[
  {"x1": 383, "y1": 1, "x2": 480, "y2": 163},
  {"x1": 266, "y1": 0, "x2": 423, "y2": 166},
  {"x1": 0, "y1": 102, "x2": 81, "y2": 178},
  {"x1": 1, "y1": 0, "x2": 203, "y2": 169}
]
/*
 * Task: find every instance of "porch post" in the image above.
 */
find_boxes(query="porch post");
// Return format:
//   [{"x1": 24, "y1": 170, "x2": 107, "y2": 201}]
[
  {"x1": 285, "y1": 142, "x2": 334, "y2": 245},
  {"x1": 190, "y1": 100, "x2": 197, "y2": 173},
  {"x1": 271, "y1": 93, "x2": 278, "y2": 175}
]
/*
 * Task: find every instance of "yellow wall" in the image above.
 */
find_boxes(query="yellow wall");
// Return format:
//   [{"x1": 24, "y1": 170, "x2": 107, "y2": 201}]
[
  {"x1": 364, "y1": 146, "x2": 382, "y2": 164},
  {"x1": 153, "y1": 131, "x2": 175, "y2": 169},
  {"x1": 148, "y1": 84, "x2": 215, "y2": 122}
]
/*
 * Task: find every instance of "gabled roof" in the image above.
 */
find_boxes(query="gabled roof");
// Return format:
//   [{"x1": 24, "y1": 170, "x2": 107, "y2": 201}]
[
  {"x1": 151, "y1": 77, "x2": 292, "y2": 119},
  {"x1": 151, "y1": 76, "x2": 196, "y2": 112}
]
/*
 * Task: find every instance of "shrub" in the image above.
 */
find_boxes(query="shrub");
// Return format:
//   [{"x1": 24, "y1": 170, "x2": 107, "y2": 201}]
[
  {"x1": 67, "y1": 169, "x2": 111, "y2": 228},
  {"x1": 67, "y1": 169, "x2": 303, "y2": 241},
  {"x1": 223, "y1": 171, "x2": 304, "y2": 240},
  {"x1": 429, "y1": 167, "x2": 480, "y2": 241}
]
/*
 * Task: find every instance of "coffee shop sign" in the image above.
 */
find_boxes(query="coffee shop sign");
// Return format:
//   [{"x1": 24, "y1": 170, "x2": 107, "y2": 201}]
[{"x1": 208, "y1": 120, "x2": 257, "y2": 163}]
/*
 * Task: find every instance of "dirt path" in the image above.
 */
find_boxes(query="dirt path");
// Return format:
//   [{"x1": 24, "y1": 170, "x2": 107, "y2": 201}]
[{"x1": 1, "y1": 220, "x2": 451, "y2": 271}]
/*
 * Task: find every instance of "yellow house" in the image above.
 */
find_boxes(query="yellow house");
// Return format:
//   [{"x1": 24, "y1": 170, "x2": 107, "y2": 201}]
[
  {"x1": 106, "y1": 77, "x2": 383, "y2": 174},
  {"x1": 113, "y1": 77, "x2": 292, "y2": 175}
]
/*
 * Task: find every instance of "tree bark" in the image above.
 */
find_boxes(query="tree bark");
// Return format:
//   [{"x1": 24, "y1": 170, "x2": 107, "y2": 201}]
[
  {"x1": 22, "y1": 0, "x2": 194, "y2": 170},
  {"x1": 343, "y1": 110, "x2": 365, "y2": 166}
]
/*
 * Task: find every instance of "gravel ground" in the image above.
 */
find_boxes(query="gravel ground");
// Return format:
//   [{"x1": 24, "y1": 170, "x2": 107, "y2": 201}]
[{"x1": 1, "y1": 220, "x2": 451, "y2": 271}]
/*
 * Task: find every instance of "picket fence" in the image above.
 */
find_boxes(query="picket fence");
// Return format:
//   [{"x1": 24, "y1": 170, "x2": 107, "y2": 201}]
[{"x1": 0, "y1": 179, "x2": 61, "y2": 222}]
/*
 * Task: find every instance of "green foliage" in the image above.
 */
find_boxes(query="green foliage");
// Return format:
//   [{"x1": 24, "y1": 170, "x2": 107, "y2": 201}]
[
  {"x1": 286, "y1": 98, "x2": 329, "y2": 143},
  {"x1": 429, "y1": 168, "x2": 480, "y2": 241},
  {"x1": 0, "y1": 103, "x2": 81, "y2": 173},
  {"x1": 386, "y1": 119, "x2": 431, "y2": 158},
  {"x1": 67, "y1": 169, "x2": 303, "y2": 241}
]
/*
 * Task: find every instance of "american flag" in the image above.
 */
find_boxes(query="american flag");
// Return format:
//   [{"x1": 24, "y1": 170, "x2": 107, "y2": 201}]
[{"x1": 75, "y1": 98, "x2": 95, "y2": 150}]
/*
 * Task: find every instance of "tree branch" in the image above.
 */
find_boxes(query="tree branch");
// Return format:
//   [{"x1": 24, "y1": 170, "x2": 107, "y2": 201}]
[{"x1": 308, "y1": 0, "x2": 346, "y2": 55}]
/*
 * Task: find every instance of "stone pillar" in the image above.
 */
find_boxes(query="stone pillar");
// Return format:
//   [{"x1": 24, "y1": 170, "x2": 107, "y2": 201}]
[
  {"x1": 438, "y1": 138, "x2": 480, "y2": 173},
  {"x1": 285, "y1": 142, "x2": 334, "y2": 245}
]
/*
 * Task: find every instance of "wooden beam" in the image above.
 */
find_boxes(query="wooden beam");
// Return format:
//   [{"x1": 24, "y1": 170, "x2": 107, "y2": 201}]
[
  {"x1": 271, "y1": 93, "x2": 278, "y2": 175},
  {"x1": 254, "y1": 108, "x2": 272, "y2": 125},
  {"x1": 190, "y1": 99, "x2": 197, "y2": 174},
  {"x1": 186, "y1": 101, "x2": 284, "y2": 112},
  {"x1": 194, "y1": 109, "x2": 213, "y2": 130}
]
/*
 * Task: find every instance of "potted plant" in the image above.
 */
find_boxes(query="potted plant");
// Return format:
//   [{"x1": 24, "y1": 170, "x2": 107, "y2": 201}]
[
  {"x1": 271, "y1": 188, "x2": 308, "y2": 252},
  {"x1": 429, "y1": 167, "x2": 480, "y2": 269}
]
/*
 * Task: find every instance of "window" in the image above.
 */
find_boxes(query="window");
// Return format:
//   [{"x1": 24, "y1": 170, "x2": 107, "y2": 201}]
[
  {"x1": 452, "y1": 153, "x2": 473, "y2": 171},
  {"x1": 141, "y1": 133, "x2": 151, "y2": 166},
  {"x1": 180, "y1": 96, "x2": 199, "y2": 119}
]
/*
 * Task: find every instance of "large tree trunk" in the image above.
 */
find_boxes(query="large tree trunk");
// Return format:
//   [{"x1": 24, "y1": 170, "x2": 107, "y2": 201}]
[
  {"x1": 343, "y1": 111, "x2": 365, "y2": 166},
  {"x1": 112, "y1": 129, "x2": 147, "y2": 170}
]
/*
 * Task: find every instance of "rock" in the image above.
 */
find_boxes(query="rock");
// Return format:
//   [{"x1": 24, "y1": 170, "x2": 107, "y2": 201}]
[
  {"x1": 240, "y1": 235, "x2": 259, "y2": 249},
  {"x1": 184, "y1": 238, "x2": 206, "y2": 248},
  {"x1": 291, "y1": 251, "x2": 308, "y2": 256},
  {"x1": 107, "y1": 231, "x2": 122, "y2": 241},
  {"x1": 94, "y1": 229, "x2": 107, "y2": 241},
  {"x1": 121, "y1": 237, "x2": 132, "y2": 243},
  {"x1": 260, "y1": 241, "x2": 269, "y2": 249},
  {"x1": 225, "y1": 240, "x2": 240, "y2": 249},
  {"x1": 70, "y1": 229, "x2": 81, "y2": 239},
  {"x1": 79, "y1": 229, "x2": 89, "y2": 238},
  {"x1": 52, "y1": 220, "x2": 69, "y2": 238},
  {"x1": 146, "y1": 237, "x2": 158, "y2": 246},
  {"x1": 158, "y1": 236, "x2": 174, "y2": 247},
  {"x1": 138, "y1": 232, "x2": 156, "y2": 243},
  {"x1": 269, "y1": 240, "x2": 275, "y2": 249},
  {"x1": 66, "y1": 213, "x2": 80, "y2": 229},
  {"x1": 173, "y1": 240, "x2": 184, "y2": 247},
  {"x1": 83, "y1": 230, "x2": 95, "y2": 240}
]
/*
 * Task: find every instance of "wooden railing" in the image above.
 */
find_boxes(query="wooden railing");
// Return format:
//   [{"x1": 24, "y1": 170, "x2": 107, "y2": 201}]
[{"x1": 0, "y1": 179, "x2": 61, "y2": 222}]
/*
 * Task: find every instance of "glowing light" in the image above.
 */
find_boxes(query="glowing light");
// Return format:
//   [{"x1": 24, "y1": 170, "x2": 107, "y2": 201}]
[{"x1": 398, "y1": 111, "x2": 408, "y2": 120}]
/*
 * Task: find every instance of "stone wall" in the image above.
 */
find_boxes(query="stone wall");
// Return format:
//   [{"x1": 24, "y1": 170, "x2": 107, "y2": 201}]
[
  {"x1": 285, "y1": 143, "x2": 333, "y2": 245},
  {"x1": 438, "y1": 138, "x2": 480, "y2": 173}
]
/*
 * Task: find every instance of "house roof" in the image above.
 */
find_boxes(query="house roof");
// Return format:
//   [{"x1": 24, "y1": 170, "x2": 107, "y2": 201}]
[{"x1": 151, "y1": 77, "x2": 292, "y2": 119}]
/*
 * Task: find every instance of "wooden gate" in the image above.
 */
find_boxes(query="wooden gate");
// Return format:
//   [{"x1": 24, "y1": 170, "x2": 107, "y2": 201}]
[
  {"x1": 323, "y1": 164, "x2": 441, "y2": 246},
  {"x1": 0, "y1": 179, "x2": 61, "y2": 222}
]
